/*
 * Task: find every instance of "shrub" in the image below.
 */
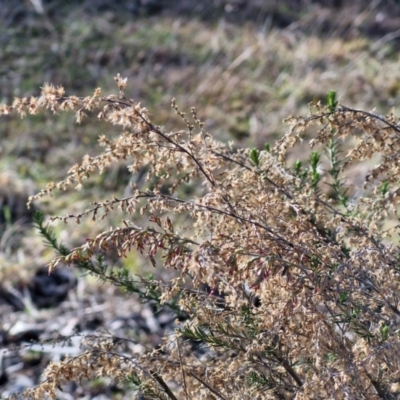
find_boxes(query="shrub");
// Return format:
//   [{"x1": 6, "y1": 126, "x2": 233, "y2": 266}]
[{"x1": 2, "y1": 78, "x2": 400, "y2": 399}]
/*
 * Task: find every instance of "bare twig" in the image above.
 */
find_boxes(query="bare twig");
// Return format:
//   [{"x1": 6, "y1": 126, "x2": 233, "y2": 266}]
[
  {"x1": 150, "y1": 370, "x2": 179, "y2": 400},
  {"x1": 188, "y1": 371, "x2": 228, "y2": 400}
]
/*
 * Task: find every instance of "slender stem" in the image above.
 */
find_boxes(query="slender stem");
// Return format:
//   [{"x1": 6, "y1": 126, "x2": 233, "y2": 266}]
[
  {"x1": 176, "y1": 338, "x2": 191, "y2": 400},
  {"x1": 150, "y1": 370, "x2": 179, "y2": 400},
  {"x1": 188, "y1": 371, "x2": 228, "y2": 400}
]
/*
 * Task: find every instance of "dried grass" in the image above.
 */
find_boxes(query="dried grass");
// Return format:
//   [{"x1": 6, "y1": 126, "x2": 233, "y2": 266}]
[{"x1": 3, "y1": 76, "x2": 400, "y2": 399}]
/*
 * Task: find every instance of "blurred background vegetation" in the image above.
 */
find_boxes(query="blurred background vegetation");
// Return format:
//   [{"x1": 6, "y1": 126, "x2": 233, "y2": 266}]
[
  {"x1": 1, "y1": 0, "x2": 400, "y2": 279},
  {"x1": 3, "y1": 1, "x2": 400, "y2": 397}
]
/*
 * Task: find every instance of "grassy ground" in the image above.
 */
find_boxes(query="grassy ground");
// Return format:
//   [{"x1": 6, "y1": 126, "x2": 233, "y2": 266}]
[
  {"x1": 2, "y1": 0, "x2": 400, "y2": 277},
  {"x1": 1, "y1": 1, "x2": 400, "y2": 396},
  {"x1": 2, "y1": 0, "x2": 400, "y2": 282}
]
